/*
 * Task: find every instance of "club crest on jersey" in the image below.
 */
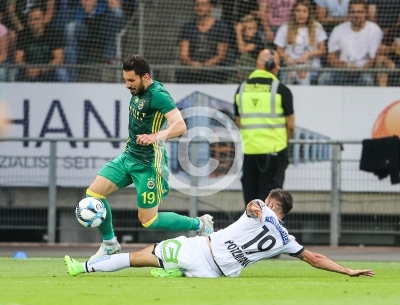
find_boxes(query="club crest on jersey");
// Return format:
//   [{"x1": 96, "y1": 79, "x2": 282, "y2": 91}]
[{"x1": 147, "y1": 178, "x2": 155, "y2": 189}]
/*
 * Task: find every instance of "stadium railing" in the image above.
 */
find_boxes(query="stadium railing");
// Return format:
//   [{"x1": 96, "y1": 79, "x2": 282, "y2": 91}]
[
  {"x1": 1, "y1": 137, "x2": 399, "y2": 246},
  {"x1": 0, "y1": 64, "x2": 399, "y2": 84}
]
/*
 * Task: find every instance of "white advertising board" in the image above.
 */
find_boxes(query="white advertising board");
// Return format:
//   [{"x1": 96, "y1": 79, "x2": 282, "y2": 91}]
[{"x1": 1, "y1": 83, "x2": 400, "y2": 192}]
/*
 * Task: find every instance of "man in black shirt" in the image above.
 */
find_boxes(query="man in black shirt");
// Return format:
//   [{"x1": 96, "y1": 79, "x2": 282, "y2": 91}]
[
  {"x1": 177, "y1": 0, "x2": 229, "y2": 83},
  {"x1": 14, "y1": 5, "x2": 63, "y2": 82}
]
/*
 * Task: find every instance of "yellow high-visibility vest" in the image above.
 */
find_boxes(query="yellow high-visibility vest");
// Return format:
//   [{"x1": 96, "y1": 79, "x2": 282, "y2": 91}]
[{"x1": 236, "y1": 70, "x2": 287, "y2": 154}]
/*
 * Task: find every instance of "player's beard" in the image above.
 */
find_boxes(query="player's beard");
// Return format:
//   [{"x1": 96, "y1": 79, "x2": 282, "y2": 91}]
[{"x1": 130, "y1": 78, "x2": 146, "y2": 96}]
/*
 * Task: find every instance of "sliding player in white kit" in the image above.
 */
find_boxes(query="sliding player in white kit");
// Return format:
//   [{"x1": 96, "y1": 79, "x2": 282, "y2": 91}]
[{"x1": 63, "y1": 189, "x2": 374, "y2": 278}]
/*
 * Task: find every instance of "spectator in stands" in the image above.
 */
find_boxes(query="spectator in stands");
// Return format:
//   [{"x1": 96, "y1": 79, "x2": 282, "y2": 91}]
[
  {"x1": 234, "y1": 14, "x2": 267, "y2": 80},
  {"x1": 258, "y1": 0, "x2": 297, "y2": 45},
  {"x1": 6, "y1": 0, "x2": 55, "y2": 32},
  {"x1": 64, "y1": 0, "x2": 124, "y2": 82},
  {"x1": 4, "y1": 1, "x2": 55, "y2": 79},
  {"x1": 0, "y1": 3, "x2": 10, "y2": 81},
  {"x1": 220, "y1": 0, "x2": 260, "y2": 54},
  {"x1": 14, "y1": 6, "x2": 63, "y2": 82},
  {"x1": 220, "y1": 0, "x2": 262, "y2": 69},
  {"x1": 375, "y1": 13, "x2": 400, "y2": 87},
  {"x1": 49, "y1": 0, "x2": 79, "y2": 33},
  {"x1": 122, "y1": 0, "x2": 137, "y2": 21},
  {"x1": 367, "y1": 0, "x2": 400, "y2": 35},
  {"x1": 221, "y1": 0, "x2": 260, "y2": 27},
  {"x1": 176, "y1": 0, "x2": 229, "y2": 83},
  {"x1": 367, "y1": 1, "x2": 400, "y2": 88},
  {"x1": 318, "y1": 0, "x2": 382, "y2": 86},
  {"x1": 274, "y1": 0, "x2": 327, "y2": 85},
  {"x1": 315, "y1": 0, "x2": 350, "y2": 35}
]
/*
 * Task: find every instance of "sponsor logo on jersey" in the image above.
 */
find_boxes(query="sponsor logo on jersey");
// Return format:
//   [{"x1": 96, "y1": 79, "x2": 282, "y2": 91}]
[
  {"x1": 264, "y1": 216, "x2": 290, "y2": 245},
  {"x1": 224, "y1": 240, "x2": 251, "y2": 267}
]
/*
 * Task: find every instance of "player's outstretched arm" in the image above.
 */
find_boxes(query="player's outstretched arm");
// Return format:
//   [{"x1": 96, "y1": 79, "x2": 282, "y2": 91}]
[{"x1": 296, "y1": 249, "x2": 375, "y2": 277}]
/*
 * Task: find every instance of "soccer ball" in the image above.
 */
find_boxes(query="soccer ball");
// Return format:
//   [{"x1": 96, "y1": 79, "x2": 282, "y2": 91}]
[{"x1": 75, "y1": 197, "x2": 107, "y2": 228}]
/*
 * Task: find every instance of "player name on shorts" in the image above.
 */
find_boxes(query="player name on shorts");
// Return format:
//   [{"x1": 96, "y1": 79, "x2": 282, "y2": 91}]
[{"x1": 224, "y1": 240, "x2": 251, "y2": 267}]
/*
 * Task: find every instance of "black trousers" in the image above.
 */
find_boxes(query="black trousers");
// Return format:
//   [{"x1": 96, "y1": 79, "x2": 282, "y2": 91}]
[{"x1": 241, "y1": 149, "x2": 288, "y2": 206}]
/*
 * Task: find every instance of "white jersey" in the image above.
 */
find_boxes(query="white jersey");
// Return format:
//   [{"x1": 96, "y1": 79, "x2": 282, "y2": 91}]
[
  {"x1": 328, "y1": 21, "x2": 382, "y2": 67},
  {"x1": 274, "y1": 22, "x2": 327, "y2": 68},
  {"x1": 210, "y1": 200, "x2": 304, "y2": 277}
]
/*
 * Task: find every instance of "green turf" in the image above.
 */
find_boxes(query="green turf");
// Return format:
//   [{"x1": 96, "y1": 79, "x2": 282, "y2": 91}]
[{"x1": 0, "y1": 258, "x2": 399, "y2": 305}]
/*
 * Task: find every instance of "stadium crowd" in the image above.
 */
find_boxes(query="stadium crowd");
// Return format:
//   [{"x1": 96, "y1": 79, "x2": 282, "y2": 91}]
[{"x1": 0, "y1": 0, "x2": 399, "y2": 86}]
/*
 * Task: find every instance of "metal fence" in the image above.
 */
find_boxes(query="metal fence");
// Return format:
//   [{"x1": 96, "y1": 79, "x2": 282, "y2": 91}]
[
  {"x1": 1, "y1": 63, "x2": 400, "y2": 84},
  {"x1": 1, "y1": 137, "x2": 399, "y2": 246}
]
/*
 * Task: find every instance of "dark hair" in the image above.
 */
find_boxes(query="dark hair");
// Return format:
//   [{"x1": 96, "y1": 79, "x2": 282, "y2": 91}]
[
  {"x1": 193, "y1": 0, "x2": 216, "y2": 5},
  {"x1": 349, "y1": 0, "x2": 367, "y2": 10},
  {"x1": 268, "y1": 188, "x2": 293, "y2": 216},
  {"x1": 122, "y1": 54, "x2": 151, "y2": 77},
  {"x1": 0, "y1": 1, "x2": 6, "y2": 14},
  {"x1": 28, "y1": 5, "x2": 45, "y2": 14}
]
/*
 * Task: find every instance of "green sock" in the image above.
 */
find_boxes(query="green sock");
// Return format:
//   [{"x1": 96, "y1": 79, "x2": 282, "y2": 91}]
[
  {"x1": 86, "y1": 193, "x2": 115, "y2": 240},
  {"x1": 147, "y1": 212, "x2": 200, "y2": 231}
]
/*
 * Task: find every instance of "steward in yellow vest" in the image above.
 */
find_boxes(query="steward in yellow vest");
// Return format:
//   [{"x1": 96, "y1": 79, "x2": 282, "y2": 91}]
[{"x1": 234, "y1": 49, "x2": 295, "y2": 206}]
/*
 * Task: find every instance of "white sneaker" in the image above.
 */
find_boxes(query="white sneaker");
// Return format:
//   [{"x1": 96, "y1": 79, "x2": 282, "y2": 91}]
[
  {"x1": 197, "y1": 214, "x2": 214, "y2": 236},
  {"x1": 89, "y1": 241, "x2": 121, "y2": 261}
]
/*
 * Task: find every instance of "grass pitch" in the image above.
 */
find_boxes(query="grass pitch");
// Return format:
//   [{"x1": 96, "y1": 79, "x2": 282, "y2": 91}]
[{"x1": 0, "y1": 258, "x2": 399, "y2": 305}]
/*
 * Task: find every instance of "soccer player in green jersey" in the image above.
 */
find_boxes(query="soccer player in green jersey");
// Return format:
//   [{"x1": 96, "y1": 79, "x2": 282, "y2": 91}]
[{"x1": 84, "y1": 54, "x2": 214, "y2": 260}]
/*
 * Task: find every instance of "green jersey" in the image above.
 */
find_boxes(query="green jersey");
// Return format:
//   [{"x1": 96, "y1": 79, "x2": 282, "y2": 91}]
[{"x1": 125, "y1": 81, "x2": 176, "y2": 164}]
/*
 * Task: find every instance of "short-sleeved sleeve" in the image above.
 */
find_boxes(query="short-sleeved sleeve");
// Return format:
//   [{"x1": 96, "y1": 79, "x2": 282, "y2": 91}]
[
  {"x1": 316, "y1": 23, "x2": 328, "y2": 43},
  {"x1": 285, "y1": 239, "x2": 305, "y2": 257},
  {"x1": 179, "y1": 21, "x2": 195, "y2": 42},
  {"x1": 216, "y1": 20, "x2": 230, "y2": 44},
  {"x1": 273, "y1": 24, "x2": 288, "y2": 48},
  {"x1": 368, "y1": 23, "x2": 383, "y2": 58},
  {"x1": 47, "y1": 28, "x2": 64, "y2": 50},
  {"x1": 278, "y1": 83, "x2": 294, "y2": 116},
  {"x1": 16, "y1": 29, "x2": 28, "y2": 51},
  {"x1": 151, "y1": 91, "x2": 176, "y2": 115},
  {"x1": 0, "y1": 24, "x2": 8, "y2": 39},
  {"x1": 327, "y1": 26, "x2": 341, "y2": 53}
]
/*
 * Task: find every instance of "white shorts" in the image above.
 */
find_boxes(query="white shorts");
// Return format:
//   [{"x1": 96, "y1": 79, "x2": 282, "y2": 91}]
[{"x1": 153, "y1": 236, "x2": 223, "y2": 278}]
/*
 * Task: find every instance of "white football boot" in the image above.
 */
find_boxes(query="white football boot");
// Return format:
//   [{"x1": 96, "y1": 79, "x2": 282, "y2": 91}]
[
  {"x1": 197, "y1": 214, "x2": 214, "y2": 236},
  {"x1": 89, "y1": 240, "x2": 121, "y2": 261}
]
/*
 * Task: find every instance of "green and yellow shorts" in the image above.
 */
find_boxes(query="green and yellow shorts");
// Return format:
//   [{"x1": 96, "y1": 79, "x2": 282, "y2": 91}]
[{"x1": 98, "y1": 153, "x2": 170, "y2": 208}]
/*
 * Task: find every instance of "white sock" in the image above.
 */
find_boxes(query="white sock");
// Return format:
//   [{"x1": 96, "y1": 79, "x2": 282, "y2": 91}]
[
  {"x1": 104, "y1": 237, "x2": 117, "y2": 244},
  {"x1": 85, "y1": 253, "x2": 130, "y2": 273}
]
